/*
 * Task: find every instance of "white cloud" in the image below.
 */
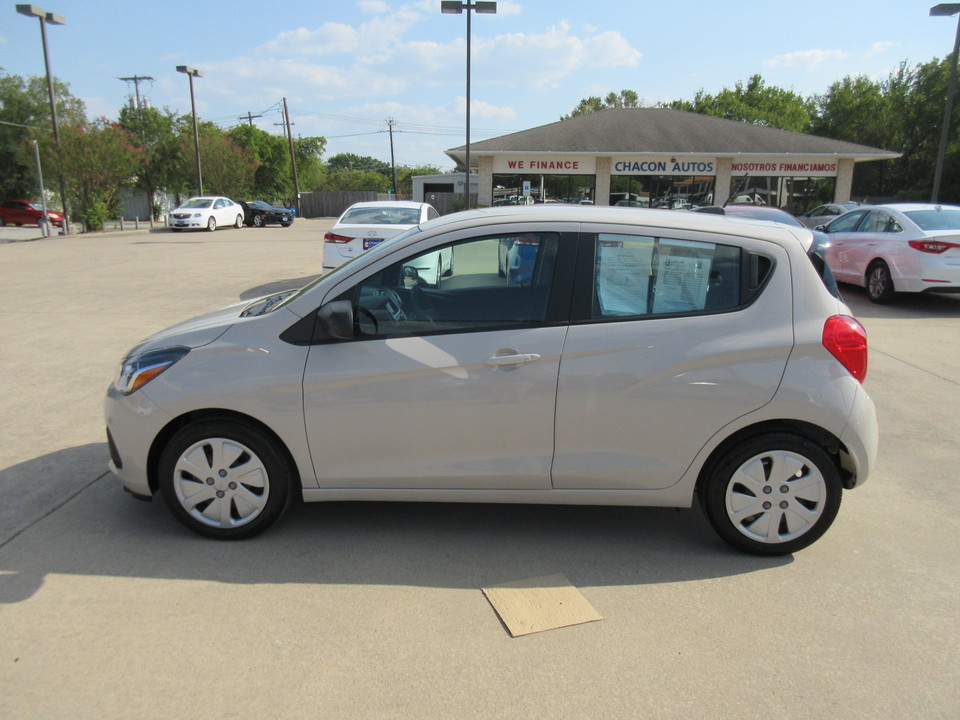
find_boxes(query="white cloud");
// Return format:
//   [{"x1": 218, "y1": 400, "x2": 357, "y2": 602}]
[
  {"x1": 454, "y1": 96, "x2": 517, "y2": 120},
  {"x1": 763, "y1": 49, "x2": 849, "y2": 70},
  {"x1": 497, "y1": 1, "x2": 523, "y2": 15},
  {"x1": 359, "y1": 0, "x2": 391, "y2": 13},
  {"x1": 865, "y1": 41, "x2": 898, "y2": 57}
]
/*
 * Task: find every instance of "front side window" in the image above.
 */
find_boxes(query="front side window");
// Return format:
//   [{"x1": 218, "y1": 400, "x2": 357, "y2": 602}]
[
  {"x1": 592, "y1": 234, "x2": 743, "y2": 318},
  {"x1": 826, "y1": 210, "x2": 866, "y2": 233},
  {"x1": 343, "y1": 233, "x2": 560, "y2": 339}
]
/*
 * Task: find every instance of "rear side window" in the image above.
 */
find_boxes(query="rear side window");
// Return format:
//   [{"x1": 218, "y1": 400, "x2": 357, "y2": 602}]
[{"x1": 591, "y1": 234, "x2": 744, "y2": 319}]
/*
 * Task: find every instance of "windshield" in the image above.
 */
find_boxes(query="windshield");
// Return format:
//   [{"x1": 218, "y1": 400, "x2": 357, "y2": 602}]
[
  {"x1": 340, "y1": 206, "x2": 421, "y2": 225},
  {"x1": 273, "y1": 225, "x2": 424, "y2": 311},
  {"x1": 903, "y1": 208, "x2": 960, "y2": 231},
  {"x1": 248, "y1": 201, "x2": 274, "y2": 209},
  {"x1": 181, "y1": 198, "x2": 213, "y2": 209}
]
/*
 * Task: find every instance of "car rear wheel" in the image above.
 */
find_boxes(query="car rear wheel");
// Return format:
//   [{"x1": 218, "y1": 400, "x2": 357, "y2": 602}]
[
  {"x1": 253, "y1": 214, "x2": 264, "y2": 227},
  {"x1": 234, "y1": 214, "x2": 243, "y2": 229},
  {"x1": 158, "y1": 420, "x2": 295, "y2": 539},
  {"x1": 700, "y1": 434, "x2": 841, "y2": 555},
  {"x1": 207, "y1": 216, "x2": 217, "y2": 232},
  {"x1": 866, "y1": 260, "x2": 895, "y2": 304}
]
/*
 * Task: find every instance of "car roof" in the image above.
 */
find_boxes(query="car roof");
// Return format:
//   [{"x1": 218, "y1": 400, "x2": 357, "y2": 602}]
[
  {"x1": 417, "y1": 204, "x2": 814, "y2": 250},
  {"x1": 345, "y1": 201, "x2": 431, "y2": 210},
  {"x1": 869, "y1": 203, "x2": 960, "y2": 212}
]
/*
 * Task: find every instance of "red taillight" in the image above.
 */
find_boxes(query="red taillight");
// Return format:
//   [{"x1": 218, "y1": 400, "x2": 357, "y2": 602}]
[
  {"x1": 822, "y1": 315, "x2": 868, "y2": 383},
  {"x1": 908, "y1": 239, "x2": 960, "y2": 254},
  {"x1": 324, "y1": 232, "x2": 352, "y2": 244}
]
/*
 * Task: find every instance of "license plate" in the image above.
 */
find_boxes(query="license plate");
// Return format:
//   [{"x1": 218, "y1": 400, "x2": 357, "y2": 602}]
[
  {"x1": 175, "y1": 221, "x2": 188, "y2": 227},
  {"x1": 282, "y1": 216, "x2": 289, "y2": 222},
  {"x1": 363, "y1": 238, "x2": 384, "y2": 250}
]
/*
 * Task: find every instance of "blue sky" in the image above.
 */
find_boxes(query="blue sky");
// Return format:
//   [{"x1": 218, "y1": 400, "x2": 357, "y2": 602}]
[{"x1": 1, "y1": 0, "x2": 953, "y2": 170}]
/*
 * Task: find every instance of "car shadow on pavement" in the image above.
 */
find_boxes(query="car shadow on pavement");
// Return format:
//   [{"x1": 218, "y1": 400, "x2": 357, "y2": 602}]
[
  {"x1": 0, "y1": 446, "x2": 791, "y2": 604},
  {"x1": 840, "y1": 284, "x2": 960, "y2": 320}
]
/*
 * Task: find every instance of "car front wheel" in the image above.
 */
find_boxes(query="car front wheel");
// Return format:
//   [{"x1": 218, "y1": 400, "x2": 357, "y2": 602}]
[
  {"x1": 207, "y1": 216, "x2": 217, "y2": 232},
  {"x1": 253, "y1": 214, "x2": 264, "y2": 227},
  {"x1": 700, "y1": 434, "x2": 841, "y2": 555},
  {"x1": 158, "y1": 420, "x2": 295, "y2": 539},
  {"x1": 866, "y1": 260, "x2": 895, "y2": 304}
]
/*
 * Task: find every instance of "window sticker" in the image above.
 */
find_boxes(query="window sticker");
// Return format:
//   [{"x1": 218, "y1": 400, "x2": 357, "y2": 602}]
[
  {"x1": 652, "y1": 240, "x2": 714, "y2": 314},
  {"x1": 595, "y1": 235, "x2": 656, "y2": 316}
]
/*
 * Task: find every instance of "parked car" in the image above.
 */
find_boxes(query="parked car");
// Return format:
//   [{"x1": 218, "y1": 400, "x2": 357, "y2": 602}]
[
  {"x1": 323, "y1": 201, "x2": 449, "y2": 285},
  {"x1": 817, "y1": 203, "x2": 960, "y2": 303},
  {"x1": 239, "y1": 200, "x2": 294, "y2": 228},
  {"x1": 797, "y1": 203, "x2": 859, "y2": 229},
  {"x1": 168, "y1": 196, "x2": 244, "y2": 232},
  {"x1": 0, "y1": 199, "x2": 63, "y2": 227},
  {"x1": 691, "y1": 205, "x2": 840, "y2": 297},
  {"x1": 105, "y1": 205, "x2": 877, "y2": 555}
]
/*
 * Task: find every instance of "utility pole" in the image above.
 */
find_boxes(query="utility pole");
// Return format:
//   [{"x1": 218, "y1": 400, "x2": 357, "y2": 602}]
[
  {"x1": 282, "y1": 98, "x2": 301, "y2": 216},
  {"x1": 241, "y1": 111, "x2": 263, "y2": 127},
  {"x1": 118, "y1": 75, "x2": 154, "y2": 114},
  {"x1": 387, "y1": 117, "x2": 398, "y2": 199},
  {"x1": 119, "y1": 75, "x2": 155, "y2": 218}
]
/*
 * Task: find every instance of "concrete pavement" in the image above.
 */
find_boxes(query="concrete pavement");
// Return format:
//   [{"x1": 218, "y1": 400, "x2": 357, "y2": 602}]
[{"x1": 1, "y1": 220, "x2": 958, "y2": 719}]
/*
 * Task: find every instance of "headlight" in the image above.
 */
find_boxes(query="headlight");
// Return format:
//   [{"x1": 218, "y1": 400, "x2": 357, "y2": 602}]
[
  {"x1": 192, "y1": 212, "x2": 202, "y2": 218},
  {"x1": 116, "y1": 346, "x2": 189, "y2": 395}
]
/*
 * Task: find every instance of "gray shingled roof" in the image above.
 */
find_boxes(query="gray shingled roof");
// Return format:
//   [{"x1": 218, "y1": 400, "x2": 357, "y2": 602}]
[{"x1": 446, "y1": 107, "x2": 899, "y2": 162}]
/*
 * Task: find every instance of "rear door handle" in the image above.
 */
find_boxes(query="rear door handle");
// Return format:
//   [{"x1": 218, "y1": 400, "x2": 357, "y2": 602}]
[{"x1": 484, "y1": 352, "x2": 542, "y2": 367}]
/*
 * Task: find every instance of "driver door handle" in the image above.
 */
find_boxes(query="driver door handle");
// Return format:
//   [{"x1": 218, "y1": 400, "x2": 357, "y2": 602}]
[{"x1": 484, "y1": 352, "x2": 542, "y2": 367}]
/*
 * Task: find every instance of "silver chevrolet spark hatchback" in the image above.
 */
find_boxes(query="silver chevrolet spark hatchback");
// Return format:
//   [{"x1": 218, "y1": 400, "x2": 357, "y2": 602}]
[{"x1": 105, "y1": 206, "x2": 878, "y2": 555}]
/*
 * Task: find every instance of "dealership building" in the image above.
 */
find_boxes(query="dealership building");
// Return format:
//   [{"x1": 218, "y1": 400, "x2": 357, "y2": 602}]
[{"x1": 443, "y1": 108, "x2": 899, "y2": 210}]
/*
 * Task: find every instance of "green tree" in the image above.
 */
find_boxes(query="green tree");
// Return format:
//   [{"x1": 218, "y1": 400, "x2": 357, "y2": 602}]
[
  {"x1": 118, "y1": 104, "x2": 190, "y2": 215},
  {"x1": 41, "y1": 119, "x2": 143, "y2": 231},
  {"x1": 229, "y1": 124, "x2": 289, "y2": 199},
  {"x1": 0, "y1": 70, "x2": 86, "y2": 201},
  {"x1": 294, "y1": 135, "x2": 327, "y2": 194},
  {"x1": 396, "y1": 164, "x2": 442, "y2": 196},
  {"x1": 196, "y1": 123, "x2": 256, "y2": 199},
  {"x1": 666, "y1": 74, "x2": 814, "y2": 133},
  {"x1": 326, "y1": 152, "x2": 391, "y2": 176},
  {"x1": 564, "y1": 90, "x2": 640, "y2": 119}
]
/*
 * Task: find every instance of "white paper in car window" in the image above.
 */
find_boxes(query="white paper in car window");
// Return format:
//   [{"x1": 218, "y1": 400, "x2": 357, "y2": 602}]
[
  {"x1": 652, "y1": 240, "x2": 713, "y2": 314},
  {"x1": 596, "y1": 235, "x2": 655, "y2": 316}
]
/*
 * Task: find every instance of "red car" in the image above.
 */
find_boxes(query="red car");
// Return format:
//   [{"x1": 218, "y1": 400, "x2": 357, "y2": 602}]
[{"x1": 0, "y1": 200, "x2": 64, "y2": 227}]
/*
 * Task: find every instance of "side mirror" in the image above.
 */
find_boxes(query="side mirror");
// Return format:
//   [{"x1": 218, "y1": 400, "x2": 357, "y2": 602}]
[
  {"x1": 316, "y1": 300, "x2": 354, "y2": 340},
  {"x1": 402, "y1": 265, "x2": 421, "y2": 287},
  {"x1": 814, "y1": 225, "x2": 827, "y2": 233}
]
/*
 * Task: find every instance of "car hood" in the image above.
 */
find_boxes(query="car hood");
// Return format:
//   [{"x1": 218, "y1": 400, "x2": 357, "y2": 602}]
[{"x1": 124, "y1": 299, "x2": 250, "y2": 357}]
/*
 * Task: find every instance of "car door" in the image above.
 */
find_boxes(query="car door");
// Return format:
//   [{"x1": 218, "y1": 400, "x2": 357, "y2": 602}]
[
  {"x1": 301, "y1": 228, "x2": 573, "y2": 490},
  {"x1": 215, "y1": 198, "x2": 232, "y2": 225},
  {"x1": 552, "y1": 227, "x2": 793, "y2": 491},
  {"x1": 841, "y1": 210, "x2": 902, "y2": 281},
  {"x1": 822, "y1": 209, "x2": 869, "y2": 283}
]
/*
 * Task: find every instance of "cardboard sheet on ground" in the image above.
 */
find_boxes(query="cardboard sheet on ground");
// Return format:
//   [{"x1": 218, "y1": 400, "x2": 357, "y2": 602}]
[{"x1": 481, "y1": 574, "x2": 604, "y2": 637}]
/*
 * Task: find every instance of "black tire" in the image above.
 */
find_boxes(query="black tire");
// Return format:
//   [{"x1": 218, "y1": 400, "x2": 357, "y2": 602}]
[
  {"x1": 0, "y1": 217, "x2": 5, "y2": 226},
  {"x1": 207, "y1": 216, "x2": 217, "y2": 232},
  {"x1": 281, "y1": 222, "x2": 292, "y2": 227},
  {"x1": 700, "y1": 433, "x2": 842, "y2": 555},
  {"x1": 866, "y1": 260, "x2": 895, "y2": 304},
  {"x1": 234, "y1": 214, "x2": 244, "y2": 229},
  {"x1": 253, "y1": 214, "x2": 264, "y2": 227},
  {"x1": 158, "y1": 420, "x2": 295, "y2": 540}
]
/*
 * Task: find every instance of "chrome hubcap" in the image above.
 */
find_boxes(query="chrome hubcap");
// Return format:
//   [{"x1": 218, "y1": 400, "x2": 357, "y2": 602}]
[
  {"x1": 868, "y1": 267, "x2": 886, "y2": 297},
  {"x1": 173, "y1": 438, "x2": 269, "y2": 528},
  {"x1": 725, "y1": 450, "x2": 827, "y2": 544}
]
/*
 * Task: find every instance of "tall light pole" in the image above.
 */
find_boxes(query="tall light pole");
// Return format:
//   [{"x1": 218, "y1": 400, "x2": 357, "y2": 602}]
[
  {"x1": 176, "y1": 65, "x2": 204, "y2": 196},
  {"x1": 931, "y1": 4, "x2": 960, "y2": 203},
  {"x1": 16, "y1": 4, "x2": 70, "y2": 234},
  {"x1": 441, "y1": 0, "x2": 497, "y2": 210}
]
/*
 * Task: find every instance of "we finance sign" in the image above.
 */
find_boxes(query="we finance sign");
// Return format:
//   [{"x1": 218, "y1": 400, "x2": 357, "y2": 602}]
[{"x1": 492, "y1": 156, "x2": 597, "y2": 174}]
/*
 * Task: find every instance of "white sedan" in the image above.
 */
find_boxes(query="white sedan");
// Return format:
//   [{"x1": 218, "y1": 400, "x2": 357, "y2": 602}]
[
  {"x1": 168, "y1": 196, "x2": 244, "y2": 232},
  {"x1": 820, "y1": 203, "x2": 960, "y2": 303},
  {"x1": 323, "y1": 202, "x2": 451, "y2": 284}
]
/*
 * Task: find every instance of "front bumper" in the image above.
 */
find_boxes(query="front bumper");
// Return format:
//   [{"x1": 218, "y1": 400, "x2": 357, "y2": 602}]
[{"x1": 103, "y1": 383, "x2": 173, "y2": 498}]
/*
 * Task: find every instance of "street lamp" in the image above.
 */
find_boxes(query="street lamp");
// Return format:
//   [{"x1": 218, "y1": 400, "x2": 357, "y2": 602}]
[
  {"x1": 441, "y1": 0, "x2": 497, "y2": 210},
  {"x1": 176, "y1": 65, "x2": 204, "y2": 196},
  {"x1": 930, "y1": 3, "x2": 960, "y2": 203},
  {"x1": 16, "y1": 4, "x2": 70, "y2": 234}
]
